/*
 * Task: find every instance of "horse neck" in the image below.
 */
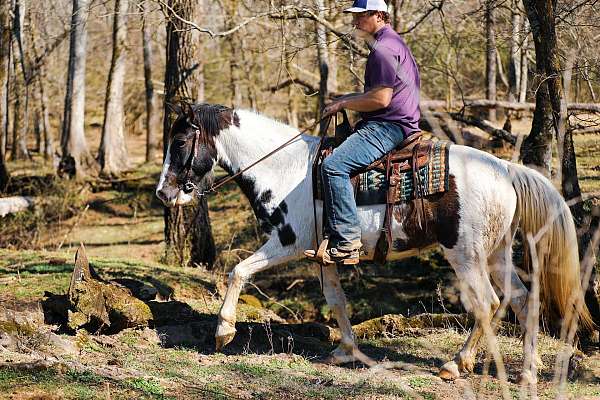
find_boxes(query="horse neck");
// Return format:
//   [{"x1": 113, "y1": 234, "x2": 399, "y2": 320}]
[{"x1": 214, "y1": 110, "x2": 317, "y2": 196}]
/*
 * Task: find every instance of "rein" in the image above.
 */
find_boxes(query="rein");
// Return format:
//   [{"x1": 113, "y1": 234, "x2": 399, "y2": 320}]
[{"x1": 182, "y1": 115, "x2": 332, "y2": 198}]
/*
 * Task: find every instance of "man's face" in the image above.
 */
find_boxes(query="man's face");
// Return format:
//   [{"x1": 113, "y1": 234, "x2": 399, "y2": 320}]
[{"x1": 352, "y1": 11, "x2": 380, "y2": 35}]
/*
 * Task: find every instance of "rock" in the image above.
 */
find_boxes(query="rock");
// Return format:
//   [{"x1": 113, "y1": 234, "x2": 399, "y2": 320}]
[{"x1": 67, "y1": 244, "x2": 152, "y2": 332}]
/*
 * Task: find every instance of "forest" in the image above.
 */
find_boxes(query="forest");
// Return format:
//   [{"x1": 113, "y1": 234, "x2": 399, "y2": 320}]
[{"x1": 0, "y1": 0, "x2": 599, "y2": 399}]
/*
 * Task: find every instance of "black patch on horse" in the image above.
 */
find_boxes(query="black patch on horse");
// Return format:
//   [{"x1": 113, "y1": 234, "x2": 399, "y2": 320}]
[
  {"x1": 393, "y1": 175, "x2": 460, "y2": 251},
  {"x1": 278, "y1": 224, "x2": 297, "y2": 247},
  {"x1": 221, "y1": 162, "x2": 296, "y2": 247}
]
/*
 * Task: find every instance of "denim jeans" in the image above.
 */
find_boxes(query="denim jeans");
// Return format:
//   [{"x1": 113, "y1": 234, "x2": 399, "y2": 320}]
[{"x1": 321, "y1": 120, "x2": 406, "y2": 251}]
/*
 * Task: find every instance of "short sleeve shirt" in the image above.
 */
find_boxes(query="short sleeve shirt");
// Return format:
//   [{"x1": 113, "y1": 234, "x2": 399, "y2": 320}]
[{"x1": 362, "y1": 25, "x2": 421, "y2": 136}]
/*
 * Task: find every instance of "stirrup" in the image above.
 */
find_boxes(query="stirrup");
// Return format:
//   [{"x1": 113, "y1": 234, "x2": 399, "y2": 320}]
[{"x1": 304, "y1": 239, "x2": 360, "y2": 266}]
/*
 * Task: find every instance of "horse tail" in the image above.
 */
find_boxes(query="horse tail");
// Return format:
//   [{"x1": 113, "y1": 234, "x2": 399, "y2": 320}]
[{"x1": 508, "y1": 163, "x2": 594, "y2": 331}]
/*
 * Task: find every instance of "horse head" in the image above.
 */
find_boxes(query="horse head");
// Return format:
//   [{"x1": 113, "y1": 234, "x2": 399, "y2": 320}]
[{"x1": 156, "y1": 102, "x2": 238, "y2": 207}]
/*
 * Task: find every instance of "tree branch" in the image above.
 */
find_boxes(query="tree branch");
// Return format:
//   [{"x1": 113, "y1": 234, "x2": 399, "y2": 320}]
[{"x1": 158, "y1": 1, "x2": 296, "y2": 38}]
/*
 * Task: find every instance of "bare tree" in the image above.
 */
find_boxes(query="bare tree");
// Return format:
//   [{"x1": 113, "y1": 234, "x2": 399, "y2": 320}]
[
  {"x1": 11, "y1": 0, "x2": 28, "y2": 160},
  {"x1": 507, "y1": 3, "x2": 522, "y2": 103},
  {"x1": 485, "y1": 0, "x2": 497, "y2": 122},
  {"x1": 141, "y1": 1, "x2": 159, "y2": 163},
  {"x1": 521, "y1": 0, "x2": 583, "y2": 223},
  {"x1": 519, "y1": 1, "x2": 553, "y2": 176},
  {"x1": 0, "y1": 0, "x2": 10, "y2": 189},
  {"x1": 60, "y1": 0, "x2": 95, "y2": 178},
  {"x1": 163, "y1": 0, "x2": 215, "y2": 268},
  {"x1": 29, "y1": 12, "x2": 52, "y2": 160},
  {"x1": 226, "y1": 0, "x2": 242, "y2": 107},
  {"x1": 315, "y1": 0, "x2": 329, "y2": 131},
  {"x1": 98, "y1": 0, "x2": 130, "y2": 177},
  {"x1": 519, "y1": 18, "x2": 529, "y2": 103}
]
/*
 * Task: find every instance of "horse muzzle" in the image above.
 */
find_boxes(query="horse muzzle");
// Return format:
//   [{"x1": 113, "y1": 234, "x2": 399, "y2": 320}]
[{"x1": 156, "y1": 186, "x2": 195, "y2": 207}]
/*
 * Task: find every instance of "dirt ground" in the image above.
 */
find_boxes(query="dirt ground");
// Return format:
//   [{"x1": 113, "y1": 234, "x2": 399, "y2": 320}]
[{"x1": 1, "y1": 116, "x2": 600, "y2": 399}]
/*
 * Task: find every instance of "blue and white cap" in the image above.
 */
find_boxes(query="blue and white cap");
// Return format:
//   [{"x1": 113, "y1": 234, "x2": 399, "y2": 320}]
[{"x1": 344, "y1": 0, "x2": 388, "y2": 13}]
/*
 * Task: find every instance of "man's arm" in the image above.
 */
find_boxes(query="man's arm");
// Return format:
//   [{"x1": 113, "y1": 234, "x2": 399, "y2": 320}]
[{"x1": 323, "y1": 86, "x2": 393, "y2": 117}]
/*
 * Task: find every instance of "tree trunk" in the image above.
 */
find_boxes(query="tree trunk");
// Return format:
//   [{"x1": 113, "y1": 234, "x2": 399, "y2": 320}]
[
  {"x1": 583, "y1": 60, "x2": 596, "y2": 102},
  {"x1": 520, "y1": 1, "x2": 553, "y2": 177},
  {"x1": 0, "y1": 0, "x2": 10, "y2": 189},
  {"x1": 485, "y1": 0, "x2": 497, "y2": 122},
  {"x1": 98, "y1": 0, "x2": 130, "y2": 177},
  {"x1": 527, "y1": 0, "x2": 583, "y2": 222},
  {"x1": 163, "y1": 0, "x2": 215, "y2": 269},
  {"x1": 226, "y1": 1, "x2": 242, "y2": 107},
  {"x1": 508, "y1": 5, "x2": 522, "y2": 103},
  {"x1": 37, "y1": 71, "x2": 51, "y2": 160},
  {"x1": 29, "y1": 13, "x2": 52, "y2": 160},
  {"x1": 11, "y1": 0, "x2": 28, "y2": 160},
  {"x1": 141, "y1": 2, "x2": 159, "y2": 163},
  {"x1": 315, "y1": 0, "x2": 329, "y2": 132},
  {"x1": 519, "y1": 21, "x2": 529, "y2": 103},
  {"x1": 60, "y1": 0, "x2": 94, "y2": 179},
  {"x1": 391, "y1": 0, "x2": 400, "y2": 32},
  {"x1": 10, "y1": 40, "x2": 24, "y2": 160}
]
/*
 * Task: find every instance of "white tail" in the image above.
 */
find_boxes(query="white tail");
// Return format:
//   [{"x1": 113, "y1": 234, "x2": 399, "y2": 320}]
[{"x1": 509, "y1": 164, "x2": 594, "y2": 331}]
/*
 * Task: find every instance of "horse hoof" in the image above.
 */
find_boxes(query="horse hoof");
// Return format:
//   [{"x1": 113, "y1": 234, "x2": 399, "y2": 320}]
[
  {"x1": 215, "y1": 332, "x2": 236, "y2": 352},
  {"x1": 318, "y1": 344, "x2": 358, "y2": 365},
  {"x1": 439, "y1": 361, "x2": 461, "y2": 381}
]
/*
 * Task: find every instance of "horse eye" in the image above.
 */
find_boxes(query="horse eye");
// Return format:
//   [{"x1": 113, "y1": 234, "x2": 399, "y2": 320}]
[{"x1": 173, "y1": 139, "x2": 186, "y2": 148}]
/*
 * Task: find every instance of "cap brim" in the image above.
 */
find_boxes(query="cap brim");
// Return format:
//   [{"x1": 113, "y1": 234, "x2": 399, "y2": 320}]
[{"x1": 343, "y1": 7, "x2": 367, "y2": 13}]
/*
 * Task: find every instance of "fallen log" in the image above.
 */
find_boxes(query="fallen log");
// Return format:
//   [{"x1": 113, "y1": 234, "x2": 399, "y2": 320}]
[
  {"x1": 428, "y1": 112, "x2": 518, "y2": 145},
  {"x1": 572, "y1": 126, "x2": 600, "y2": 135},
  {"x1": 421, "y1": 99, "x2": 600, "y2": 113},
  {"x1": 0, "y1": 196, "x2": 35, "y2": 217}
]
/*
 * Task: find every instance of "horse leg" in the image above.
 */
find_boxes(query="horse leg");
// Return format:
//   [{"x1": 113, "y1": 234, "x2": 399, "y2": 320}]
[
  {"x1": 487, "y1": 238, "x2": 542, "y2": 384},
  {"x1": 441, "y1": 238, "x2": 530, "y2": 379},
  {"x1": 215, "y1": 242, "x2": 295, "y2": 351},
  {"x1": 439, "y1": 249, "x2": 500, "y2": 380},
  {"x1": 319, "y1": 263, "x2": 357, "y2": 364}
]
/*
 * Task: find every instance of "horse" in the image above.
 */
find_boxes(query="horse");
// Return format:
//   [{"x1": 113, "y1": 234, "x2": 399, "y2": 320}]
[{"x1": 155, "y1": 103, "x2": 593, "y2": 381}]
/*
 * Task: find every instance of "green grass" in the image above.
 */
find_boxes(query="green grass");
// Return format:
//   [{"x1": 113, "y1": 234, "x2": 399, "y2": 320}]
[
  {"x1": 408, "y1": 375, "x2": 434, "y2": 389},
  {"x1": 126, "y1": 377, "x2": 169, "y2": 399}
]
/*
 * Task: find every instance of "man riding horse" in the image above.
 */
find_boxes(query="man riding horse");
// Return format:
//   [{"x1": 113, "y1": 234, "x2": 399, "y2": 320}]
[{"x1": 305, "y1": 0, "x2": 421, "y2": 264}]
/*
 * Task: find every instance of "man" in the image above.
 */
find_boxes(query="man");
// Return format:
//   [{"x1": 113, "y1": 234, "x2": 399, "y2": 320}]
[{"x1": 307, "y1": 0, "x2": 421, "y2": 264}]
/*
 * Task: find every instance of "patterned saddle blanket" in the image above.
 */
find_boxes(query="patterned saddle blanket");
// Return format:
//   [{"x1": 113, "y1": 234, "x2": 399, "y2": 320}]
[{"x1": 315, "y1": 139, "x2": 452, "y2": 206}]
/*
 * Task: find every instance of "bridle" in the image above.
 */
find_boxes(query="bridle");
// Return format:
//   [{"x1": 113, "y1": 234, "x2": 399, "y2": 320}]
[
  {"x1": 177, "y1": 114, "x2": 331, "y2": 199},
  {"x1": 181, "y1": 121, "x2": 202, "y2": 196}
]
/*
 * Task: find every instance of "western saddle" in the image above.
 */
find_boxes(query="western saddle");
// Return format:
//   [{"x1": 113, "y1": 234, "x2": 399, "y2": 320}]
[{"x1": 310, "y1": 112, "x2": 434, "y2": 265}]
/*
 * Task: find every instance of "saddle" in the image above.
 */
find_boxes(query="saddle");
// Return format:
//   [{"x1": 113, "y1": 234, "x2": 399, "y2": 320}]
[{"x1": 312, "y1": 114, "x2": 451, "y2": 264}]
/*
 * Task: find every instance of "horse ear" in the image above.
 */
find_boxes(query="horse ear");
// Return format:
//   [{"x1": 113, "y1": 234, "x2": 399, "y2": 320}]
[
  {"x1": 182, "y1": 102, "x2": 195, "y2": 121},
  {"x1": 166, "y1": 102, "x2": 182, "y2": 116}
]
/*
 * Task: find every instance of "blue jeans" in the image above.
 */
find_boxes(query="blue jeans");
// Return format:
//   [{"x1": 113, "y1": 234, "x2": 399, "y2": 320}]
[{"x1": 321, "y1": 120, "x2": 406, "y2": 251}]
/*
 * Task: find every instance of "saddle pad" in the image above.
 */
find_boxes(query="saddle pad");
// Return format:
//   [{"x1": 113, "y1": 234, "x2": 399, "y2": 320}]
[{"x1": 316, "y1": 140, "x2": 452, "y2": 206}]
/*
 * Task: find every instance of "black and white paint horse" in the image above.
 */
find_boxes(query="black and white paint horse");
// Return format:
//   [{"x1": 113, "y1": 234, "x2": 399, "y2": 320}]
[{"x1": 156, "y1": 103, "x2": 592, "y2": 381}]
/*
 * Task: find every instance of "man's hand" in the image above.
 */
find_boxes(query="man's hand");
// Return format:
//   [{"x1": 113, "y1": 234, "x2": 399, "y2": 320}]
[{"x1": 322, "y1": 100, "x2": 345, "y2": 118}]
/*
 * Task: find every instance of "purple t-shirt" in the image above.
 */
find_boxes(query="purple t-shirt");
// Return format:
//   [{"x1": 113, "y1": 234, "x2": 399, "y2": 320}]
[{"x1": 362, "y1": 25, "x2": 421, "y2": 136}]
